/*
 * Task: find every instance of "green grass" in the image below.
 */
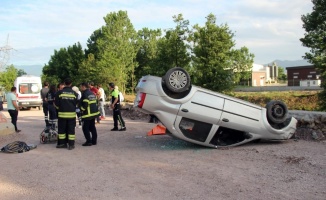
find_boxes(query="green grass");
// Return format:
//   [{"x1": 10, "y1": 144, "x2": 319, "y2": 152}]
[{"x1": 229, "y1": 91, "x2": 320, "y2": 111}]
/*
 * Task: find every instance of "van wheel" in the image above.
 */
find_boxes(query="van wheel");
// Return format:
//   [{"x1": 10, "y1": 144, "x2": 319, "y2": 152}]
[
  {"x1": 163, "y1": 67, "x2": 191, "y2": 93},
  {"x1": 266, "y1": 100, "x2": 288, "y2": 124}
]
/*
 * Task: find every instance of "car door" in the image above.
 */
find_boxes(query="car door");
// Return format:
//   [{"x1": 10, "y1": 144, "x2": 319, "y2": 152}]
[
  {"x1": 219, "y1": 98, "x2": 262, "y2": 133},
  {"x1": 174, "y1": 91, "x2": 225, "y2": 143},
  {"x1": 208, "y1": 99, "x2": 263, "y2": 147}
]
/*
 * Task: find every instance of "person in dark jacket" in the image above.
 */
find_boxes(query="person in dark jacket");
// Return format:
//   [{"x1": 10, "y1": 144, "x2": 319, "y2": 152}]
[
  {"x1": 45, "y1": 84, "x2": 57, "y2": 129},
  {"x1": 79, "y1": 82, "x2": 100, "y2": 146},
  {"x1": 54, "y1": 78, "x2": 78, "y2": 150},
  {"x1": 40, "y1": 81, "x2": 50, "y2": 127},
  {"x1": 89, "y1": 82, "x2": 101, "y2": 124}
]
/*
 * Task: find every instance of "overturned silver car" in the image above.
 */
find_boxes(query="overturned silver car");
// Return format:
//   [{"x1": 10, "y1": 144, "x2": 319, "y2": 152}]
[{"x1": 134, "y1": 67, "x2": 297, "y2": 148}]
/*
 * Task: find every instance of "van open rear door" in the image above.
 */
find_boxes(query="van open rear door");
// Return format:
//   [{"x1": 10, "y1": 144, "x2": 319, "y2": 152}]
[{"x1": 15, "y1": 75, "x2": 42, "y2": 110}]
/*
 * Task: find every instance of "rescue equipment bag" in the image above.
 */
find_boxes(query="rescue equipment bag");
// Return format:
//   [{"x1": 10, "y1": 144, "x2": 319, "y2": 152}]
[{"x1": 0, "y1": 141, "x2": 37, "y2": 153}]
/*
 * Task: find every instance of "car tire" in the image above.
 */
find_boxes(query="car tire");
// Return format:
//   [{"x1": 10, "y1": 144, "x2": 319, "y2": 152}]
[
  {"x1": 266, "y1": 100, "x2": 288, "y2": 124},
  {"x1": 163, "y1": 67, "x2": 191, "y2": 93}
]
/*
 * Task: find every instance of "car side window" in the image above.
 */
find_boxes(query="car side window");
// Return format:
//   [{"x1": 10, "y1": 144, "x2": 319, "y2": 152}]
[{"x1": 179, "y1": 118, "x2": 212, "y2": 142}]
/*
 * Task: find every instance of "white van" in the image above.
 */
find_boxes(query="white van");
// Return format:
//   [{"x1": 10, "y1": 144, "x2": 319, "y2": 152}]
[{"x1": 14, "y1": 75, "x2": 42, "y2": 110}]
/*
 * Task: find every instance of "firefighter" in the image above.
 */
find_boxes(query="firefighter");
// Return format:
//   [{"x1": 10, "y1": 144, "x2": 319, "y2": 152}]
[
  {"x1": 54, "y1": 78, "x2": 78, "y2": 150},
  {"x1": 79, "y1": 82, "x2": 100, "y2": 146}
]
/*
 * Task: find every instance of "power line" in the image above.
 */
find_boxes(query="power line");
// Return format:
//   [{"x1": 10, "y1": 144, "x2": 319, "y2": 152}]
[{"x1": 0, "y1": 34, "x2": 14, "y2": 70}]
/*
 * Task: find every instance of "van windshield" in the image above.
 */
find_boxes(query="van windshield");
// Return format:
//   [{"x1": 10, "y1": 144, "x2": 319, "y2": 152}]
[{"x1": 19, "y1": 83, "x2": 40, "y2": 94}]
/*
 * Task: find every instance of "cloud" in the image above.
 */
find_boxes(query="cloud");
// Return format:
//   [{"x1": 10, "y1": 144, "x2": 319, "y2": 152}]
[{"x1": 0, "y1": 0, "x2": 314, "y2": 65}]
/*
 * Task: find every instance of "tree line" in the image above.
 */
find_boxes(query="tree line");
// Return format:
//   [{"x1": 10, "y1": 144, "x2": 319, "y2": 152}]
[
  {"x1": 300, "y1": 0, "x2": 326, "y2": 110},
  {"x1": 41, "y1": 11, "x2": 254, "y2": 94},
  {"x1": 0, "y1": 65, "x2": 26, "y2": 92}
]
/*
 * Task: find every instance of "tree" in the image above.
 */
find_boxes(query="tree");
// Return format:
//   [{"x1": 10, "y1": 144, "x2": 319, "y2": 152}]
[
  {"x1": 96, "y1": 11, "x2": 138, "y2": 93},
  {"x1": 191, "y1": 14, "x2": 255, "y2": 91},
  {"x1": 300, "y1": 0, "x2": 326, "y2": 110},
  {"x1": 78, "y1": 53, "x2": 98, "y2": 84},
  {"x1": 40, "y1": 11, "x2": 255, "y2": 94},
  {"x1": 191, "y1": 14, "x2": 235, "y2": 91},
  {"x1": 278, "y1": 67, "x2": 287, "y2": 81},
  {"x1": 135, "y1": 28, "x2": 161, "y2": 80},
  {"x1": 17, "y1": 69, "x2": 27, "y2": 77},
  {"x1": 0, "y1": 65, "x2": 18, "y2": 91},
  {"x1": 230, "y1": 47, "x2": 254, "y2": 85},
  {"x1": 85, "y1": 28, "x2": 104, "y2": 60},
  {"x1": 155, "y1": 14, "x2": 191, "y2": 76},
  {"x1": 168, "y1": 14, "x2": 191, "y2": 68},
  {"x1": 43, "y1": 42, "x2": 85, "y2": 86}
]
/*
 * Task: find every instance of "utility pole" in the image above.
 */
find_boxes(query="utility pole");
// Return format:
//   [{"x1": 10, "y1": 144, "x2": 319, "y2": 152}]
[{"x1": 0, "y1": 34, "x2": 14, "y2": 71}]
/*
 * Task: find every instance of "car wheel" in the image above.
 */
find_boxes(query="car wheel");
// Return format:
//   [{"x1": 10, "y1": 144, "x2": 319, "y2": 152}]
[
  {"x1": 163, "y1": 67, "x2": 191, "y2": 93},
  {"x1": 266, "y1": 100, "x2": 288, "y2": 124}
]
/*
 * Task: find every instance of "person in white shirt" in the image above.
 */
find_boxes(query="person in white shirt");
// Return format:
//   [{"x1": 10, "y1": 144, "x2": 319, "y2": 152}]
[
  {"x1": 72, "y1": 86, "x2": 82, "y2": 128},
  {"x1": 6, "y1": 87, "x2": 21, "y2": 132},
  {"x1": 97, "y1": 84, "x2": 106, "y2": 119}
]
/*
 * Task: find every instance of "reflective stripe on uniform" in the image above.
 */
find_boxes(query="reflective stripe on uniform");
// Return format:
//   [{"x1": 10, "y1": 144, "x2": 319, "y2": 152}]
[
  {"x1": 58, "y1": 133, "x2": 66, "y2": 139},
  {"x1": 81, "y1": 99, "x2": 99, "y2": 118},
  {"x1": 59, "y1": 93, "x2": 77, "y2": 98},
  {"x1": 118, "y1": 115, "x2": 125, "y2": 127},
  {"x1": 82, "y1": 99, "x2": 97, "y2": 104},
  {"x1": 68, "y1": 134, "x2": 75, "y2": 141},
  {"x1": 81, "y1": 111, "x2": 100, "y2": 119},
  {"x1": 58, "y1": 112, "x2": 76, "y2": 118}
]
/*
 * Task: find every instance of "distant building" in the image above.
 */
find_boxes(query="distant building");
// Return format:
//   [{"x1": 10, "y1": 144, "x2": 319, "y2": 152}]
[
  {"x1": 286, "y1": 65, "x2": 321, "y2": 86},
  {"x1": 268, "y1": 62, "x2": 278, "y2": 82},
  {"x1": 251, "y1": 63, "x2": 278, "y2": 86},
  {"x1": 252, "y1": 64, "x2": 266, "y2": 86}
]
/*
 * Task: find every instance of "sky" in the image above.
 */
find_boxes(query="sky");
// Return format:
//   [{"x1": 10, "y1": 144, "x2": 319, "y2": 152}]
[{"x1": 0, "y1": 0, "x2": 313, "y2": 70}]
